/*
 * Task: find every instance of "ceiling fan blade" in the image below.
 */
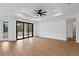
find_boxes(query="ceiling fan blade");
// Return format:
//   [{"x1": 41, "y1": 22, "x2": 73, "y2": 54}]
[
  {"x1": 38, "y1": 9, "x2": 42, "y2": 12},
  {"x1": 34, "y1": 9, "x2": 38, "y2": 13},
  {"x1": 39, "y1": 14, "x2": 42, "y2": 16},
  {"x1": 41, "y1": 11, "x2": 46, "y2": 13},
  {"x1": 42, "y1": 13, "x2": 46, "y2": 16}
]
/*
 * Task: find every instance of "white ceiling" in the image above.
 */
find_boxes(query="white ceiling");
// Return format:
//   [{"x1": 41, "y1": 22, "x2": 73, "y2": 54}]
[{"x1": 0, "y1": 3, "x2": 79, "y2": 21}]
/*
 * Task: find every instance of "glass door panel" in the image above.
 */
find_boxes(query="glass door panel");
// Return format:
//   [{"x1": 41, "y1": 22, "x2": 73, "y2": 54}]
[
  {"x1": 24, "y1": 23, "x2": 28, "y2": 38},
  {"x1": 29, "y1": 24, "x2": 33, "y2": 37},
  {"x1": 17, "y1": 22, "x2": 23, "y2": 39}
]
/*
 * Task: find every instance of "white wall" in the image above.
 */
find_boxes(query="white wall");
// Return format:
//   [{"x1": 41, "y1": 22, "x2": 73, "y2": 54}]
[
  {"x1": 1, "y1": 13, "x2": 79, "y2": 42},
  {"x1": 8, "y1": 20, "x2": 16, "y2": 41},
  {"x1": 67, "y1": 20, "x2": 73, "y2": 37},
  {"x1": 0, "y1": 20, "x2": 3, "y2": 41},
  {"x1": 0, "y1": 15, "x2": 37, "y2": 41},
  {"x1": 37, "y1": 16, "x2": 66, "y2": 41},
  {"x1": 0, "y1": 15, "x2": 67, "y2": 41},
  {"x1": 0, "y1": 16, "x2": 16, "y2": 41},
  {"x1": 76, "y1": 15, "x2": 79, "y2": 43}
]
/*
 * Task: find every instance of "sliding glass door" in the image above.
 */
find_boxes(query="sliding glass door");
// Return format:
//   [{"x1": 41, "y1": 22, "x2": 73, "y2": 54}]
[{"x1": 16, "y1": 21, "x2": 33, "y2": 40}]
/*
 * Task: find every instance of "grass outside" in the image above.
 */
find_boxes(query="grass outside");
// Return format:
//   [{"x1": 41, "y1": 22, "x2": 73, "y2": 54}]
[
  {"x1": 18, "y1": 32, "x2": 32, "y2": 36},
  {"x1": 3, "y1": 32, "x2": 8, "y2": 39},
  {"x1": 3, "y1": 32, "x2": 32, "y2": 39}
]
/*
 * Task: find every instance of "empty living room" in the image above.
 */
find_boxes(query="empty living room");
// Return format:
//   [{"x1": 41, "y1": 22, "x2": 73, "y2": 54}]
[{"x1": 0, "y1": 1, "x2": 79, "y2": 57}]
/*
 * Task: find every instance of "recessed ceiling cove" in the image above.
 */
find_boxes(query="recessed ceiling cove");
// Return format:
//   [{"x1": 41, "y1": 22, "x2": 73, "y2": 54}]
[{"x1": 0, "y1": 3, "x2": 79, "y2": 21}]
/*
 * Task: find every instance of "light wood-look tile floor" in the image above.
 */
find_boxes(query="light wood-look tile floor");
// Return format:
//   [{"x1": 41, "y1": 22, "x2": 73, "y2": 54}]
[{"x1": 0, "y1": 37, "x2": 79, "y2": 56}]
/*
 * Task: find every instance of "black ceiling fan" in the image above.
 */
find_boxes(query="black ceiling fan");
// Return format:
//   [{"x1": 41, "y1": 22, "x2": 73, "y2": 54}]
[{"x1": 34, "y1": 9, "x2": 46, "y2": 16}]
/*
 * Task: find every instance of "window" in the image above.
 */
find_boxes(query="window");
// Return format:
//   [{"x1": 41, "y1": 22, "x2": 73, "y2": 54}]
[{"x1": 3, "y1": 22, "x2": 8, "y2": 39}]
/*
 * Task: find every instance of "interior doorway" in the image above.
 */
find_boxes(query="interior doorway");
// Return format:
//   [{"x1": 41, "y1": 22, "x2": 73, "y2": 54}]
[{"x1": 66, "y1": 18, "x2": 76, "y2": 42}]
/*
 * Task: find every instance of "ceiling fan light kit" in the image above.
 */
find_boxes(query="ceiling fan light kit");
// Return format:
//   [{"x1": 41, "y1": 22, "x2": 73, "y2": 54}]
[{"x1": 34, "y1": 9, "x2": 46, "y2": 17}]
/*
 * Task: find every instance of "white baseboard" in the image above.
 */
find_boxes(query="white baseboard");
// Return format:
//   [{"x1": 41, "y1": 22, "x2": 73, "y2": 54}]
[
  {"x1": 9, "y1": 40, "x2": 16, "y2": 41},
  {"x1": 36, "y1": 36, "x2": 66, "y2": 42},
  {"x1": 76, "y1": 40, "x2": 79, "y2": 43}
]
